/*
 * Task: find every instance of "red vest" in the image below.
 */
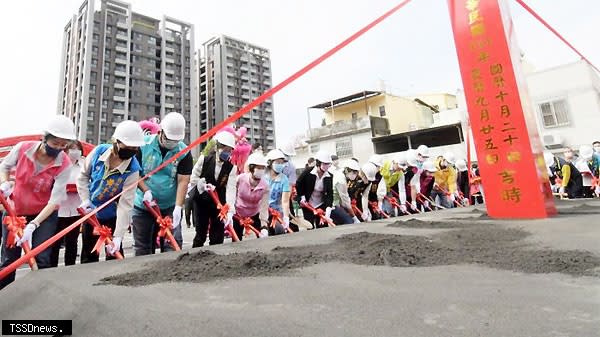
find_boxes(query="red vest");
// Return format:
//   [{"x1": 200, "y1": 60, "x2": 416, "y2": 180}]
[{"x1": 11, "y1": 141, "x2": 71, "y2": 216}]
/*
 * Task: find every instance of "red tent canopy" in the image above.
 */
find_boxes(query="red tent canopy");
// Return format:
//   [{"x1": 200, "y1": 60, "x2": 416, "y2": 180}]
[{"x1": 0, "y1": 135, "x2": 95, "y2": 161}]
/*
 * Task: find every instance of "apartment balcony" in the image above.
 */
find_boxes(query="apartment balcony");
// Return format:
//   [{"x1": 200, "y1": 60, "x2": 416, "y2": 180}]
[
  {"x1": 114, "y1": 70, "x2": 127, "y2": 77},
  {"x1": 165, "y1": 80, "x2": 175, "y2": 86},
  {"x1": 165, "y1": 57, "x2": 175, "y2": 64},
  {"x1": 165, "y1": 91, "x2": 175, "y2": 97},
  {"x1": 117, "y1": 21, "x2": 128, "y2": 29},
  {"x1": 165, "y1": 46, "x2": 176, "y2": 54},
  {"x1": 113, "y1": 108, "x2": 126, "y2": 115},
  {"x1": 114, "y1": 82, "x2": 126, "y2": 89},
  {"x1": 113, "y1": 95, "x2": 126, "y2": 102},
  {"x1": 116, "y1": 45, "x2": 128, "y2": 53},
  {"x1": 308, "y1": 116, "x2": 371, "y2": 140},
  {"x1": 116, "y1": 33, "x2": 128, "y2": 41},
  {"x1": 165, "y1": 102, "x2": 175, "y2": 109},
  {"x1": 115, "y1": 57, "x2": 127, "y2": 65},
  {"x1": 165, "y1": 68, "x2": 175, "y2": 75}
]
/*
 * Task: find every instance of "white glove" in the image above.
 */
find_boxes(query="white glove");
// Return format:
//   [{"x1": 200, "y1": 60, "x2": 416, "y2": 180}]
[
  {"x1": 361, "y1": 209, "x2": 372, "y2": 222},
  {"x1": 196, "y1": 178, "x2": 207, "y2": 194},
  {"x1": 79, "y1": 199, "x2": 95, "y2": 213},
  {"x1": 172, "y1": 205, "x2": 182, "y2": 229},
  {"x1": 0, "y1": 181, "x2": 13, "y2": 198},
  {"x1": 399, "y1": 204, "x2": 407, "y2": 214},
  {"x1": 260, "y1": 228, "x2": 269, "y2": 238},
  {"x1": 595, "y1": 186, "x2": 600, "y2": 196},
  {"x1": 325, "y1": 207, "x2": 333, "y2": 219},
  {"x1": 282, "y1": 216, "x2": 290, "y2": 229},
  {"x1": 107, "y1": 236, "x2": 122, "y2": 256},
  {"x1": 410, "y1": 201, "x2": 418, "y2": 211},
  {"x1": 300, "y1": 196, "x2": 307, "y2": 204},
  {"x1": 559, "y1": 186, "x2": 566, "y2": 195},
  {"x1": 449, "y1": 193, "x2": 456, "y2": 202},
  {"x1": 352, "y1": 216, "x2": 361, "y2": 224},
  {"x1": 423, "y1": 201, "x2": 430, "y2": 209},
  {"x1": 205, "y1": 183, "x2": 216, "y2": 192},
  {"x1": 17, "y1": 222, "x2": 37, "y2": 247},
  {"x1": 143, "y1": 190, "x2": 153, "y2": 203}
]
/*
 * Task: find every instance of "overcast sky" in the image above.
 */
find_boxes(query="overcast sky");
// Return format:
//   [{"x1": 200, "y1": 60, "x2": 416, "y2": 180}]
[{"x1": 0, "y1": 0, "x2": 598, "y2": 146}]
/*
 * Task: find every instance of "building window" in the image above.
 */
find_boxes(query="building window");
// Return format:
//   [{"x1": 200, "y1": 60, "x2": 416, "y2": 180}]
[
  {"x1": 92, "y1": 46, "x2": 98, "y2": 54},
  {"x1": 89, "y1": 84, "x2": 97, "y2": 93},
  {"x1": 105, "y1": 49, "x2": 112, "y2": 58},
  {"x1": 106, "y1": 25, "x2": 112, "y2": 33},
  {"x1": 103, "y1": 73, "x2": 110, "y2": 82},
  {"x1": 539, "y1": 99, "x2": 570, "y2": 128},
  {"x1": 104, "y1": 61, "x2": 110, "y2": 69},
  {"x1": 351, "y1": 112, "x2": 358, "y2": 120},
  {"x1": 335, "y1": 138, "x2": 353, "y2": 158},
  {"x1": 148, "y1": 36, "x2": 156, "y2": 44},
  {"x1": 90, "y1": 71, "x2": 97, "y2": 81},
  {"x1": 91, "y1": 58, "x2": 98, "y2": 68},
  {"x1": 88, "y1": 97, "x2": 96, "y2": 107},
  {"x1": 310, "y1": 144, "x2": 320, "y2": 154},
  {"x1": 379, "y1": 105, "x2": 386, "y2": 117},
  {"x1": 102, "y1": 99, "x2": 108, "y2": 109},
  {"x1": 92, "y1": 33, "x2": 99, "y2": 41}
]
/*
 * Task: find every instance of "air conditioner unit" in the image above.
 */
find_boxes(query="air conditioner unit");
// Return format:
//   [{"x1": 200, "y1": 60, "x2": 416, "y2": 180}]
[{"x1": 543, "y1": 134, "x2": 563, "y2": 149}]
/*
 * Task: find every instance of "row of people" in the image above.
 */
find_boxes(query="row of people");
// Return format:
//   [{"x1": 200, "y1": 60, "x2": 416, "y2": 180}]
[{"x1": 544, "y1": 144, "x2": 600, "y2": 199}]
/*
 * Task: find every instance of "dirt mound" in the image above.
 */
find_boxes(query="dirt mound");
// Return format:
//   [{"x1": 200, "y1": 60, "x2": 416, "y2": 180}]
[
  {"x1": 558, "y1": 203, "x2": 600, "y2": 215},
  {"x1": 388, "y1": 218, "x2": 482, "y2": 228},
  {"x1": 102, "y1": 223, "x2": 600, "y2": 287}
]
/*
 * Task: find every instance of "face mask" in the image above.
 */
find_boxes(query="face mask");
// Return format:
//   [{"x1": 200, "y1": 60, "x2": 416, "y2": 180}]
[
  {"x1": 218, "y1": 149, "x2": 231, "y2": 162},
  {"x1": 161, "y1": 136, "x2": 179, "y2": 150},
  {"x1": 68, "y1": 149, "x2": 82, "y2": 162},
  {"x1": 253, "y1": 169, "x2": 265, "y2": 179},
  {"x1": 114, "y1": 144, "x2": 137, "y2": 160},
  {"x1": 44, "y1": 143, "x2": 62, "y2": 158},
  {"x1": 346, "y1": 172, "x2": 358, "y2": 181},
  {"x1": 320, "y1": 163, "x2": 331, "y2": 172},
  {"x1": 273, "y1": 163, "x2": 286, "y2": 173}
]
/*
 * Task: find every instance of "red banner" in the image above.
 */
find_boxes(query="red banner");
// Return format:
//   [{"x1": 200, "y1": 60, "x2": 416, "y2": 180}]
[{"x1": 448, "y1": 0, "x2": 555, "y2": 218}]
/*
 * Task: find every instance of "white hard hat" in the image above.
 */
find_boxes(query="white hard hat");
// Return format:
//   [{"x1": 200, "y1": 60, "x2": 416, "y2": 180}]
[
  {"x1": 279, "y1": 142, "x2": 296, "y2": 156},
  {"x1": 455, "y1": 159, "x2": 468, "y2": 172},
  {"x1": 417, "y1": 145, "x2": 430, "y2": 158},
  {"x1": 315, "y1": 150, "x2": 332, "y2": 164},
  {"x1": 543, "y1": 151, "x2": 554, "y2": 168},
  {"x1": 579, "y1": 145, "x2": 594, "y2": 160},
  {"x1": 422, "y1": 160, "x2": 438, "y2": 172},
  {"x1": 361, "y1": 162, "x2": 378, "y2": 181},
  {"x1": 266, "y1": 149, "x2": 286, "y2": 161},
  {"x1": 160, "y1": 112, "x2": 186, "y2": 141},
  {"x1": 406, "y1": 149, "x2": 419, "y2": 167},
  {"x1": 368, "y1": 154, "x2": 384, "y2": 167},
  {"x1": 395, "y1": 153, "x2": 408, "y2": 168},
  {"x1": 443, "y1": 151, "x2": 456, "y2": 165},
  {"x1": 45, "y1": 115, "x2": 76, "y2": 140},
  {"x1": 113, "y1": 120, "x2": 145, "y2": 147},
  {"x1": 343, "y1": 159, "x2": 361, "y2": 171},
  {"x1": 246, "y1": 152, "x2": 268, "y2": 166},
  {"x1": 214, "y1": 131, "x2": 236, "y2": 148}
]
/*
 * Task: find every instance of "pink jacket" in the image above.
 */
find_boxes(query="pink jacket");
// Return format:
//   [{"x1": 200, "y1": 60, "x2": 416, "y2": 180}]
[{"x1": 12, "y1": 141, "x2": 71, "y2": 215}]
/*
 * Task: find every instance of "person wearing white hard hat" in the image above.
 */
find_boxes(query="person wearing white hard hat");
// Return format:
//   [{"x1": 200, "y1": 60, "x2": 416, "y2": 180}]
[
  {"x1": 130, "y1": 112, "x2": 192, "y2": 256},
  {"x1": 575, "y1": 145, "x2": 597, "y2": 198},
  {"x1": 455, "y1": 159, "x2": 470, "y2": 206},
  {"x1": 380, "y1": 153, "x2": 409, "y2": 216},
  {"x1": 77, "y1": 120, "x2": 144, "y2": 263},
  {"x1": 296, "y1": 150, "x2": 334, "y2": 228},
  {"x1": 363, "y1": 155, "x2": 388, "y2": 220},
  {"x1": 50, "y1": 140, "x2": 85, "y2": 267},
  {"x1": 232, "y1": 152, "x2": 270, "y2": 240},
  {"x1": 265, "y1": 149, "x2": 292, "y2": 234},
  {"x1": 278, "y1": 142, "x2": 299, "y2": 226},
  {"x1": 0, "y1": 115, "x2": 76, "y2": 289},
  {"x1": 416, "y1": 145, "x2": 429, "y2": 168},
  {"x1": 329, "y1": 160, "x2": 361, "y2": 225},
  {"x1": 431, "y1": 152, "x2": 458, "y2": 209},
  {"x1": 345, "y1": 159, "x2": 371, "y2": 222},
  {"x1": 419, "y1": 160, "x2": 438, "y2": 211},
  {"x1": 189, "y1": 131, "x2": 238, "y2": 247},
  {"x1": 403, "y1": 149, "x2": 422, "y2": 213}
]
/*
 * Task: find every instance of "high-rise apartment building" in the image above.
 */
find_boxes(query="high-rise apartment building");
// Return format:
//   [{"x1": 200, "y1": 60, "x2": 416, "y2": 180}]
[
  {"x1": 199, "y1": 35, "x2": 275, "y2": 149},
  {"x1": 57, "y1": 0, "x2": 198, "y2": 147}
]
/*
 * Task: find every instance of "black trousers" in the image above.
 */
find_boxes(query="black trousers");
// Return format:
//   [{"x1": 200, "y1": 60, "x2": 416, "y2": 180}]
[
  {"x1": 301, "y1": 204, "x2": 327, "y2": 229},
  {"x1": 233, "y1": 213, "x2": 262, "y2": 241},
  {"x1": 192, "y1": 200, "x2": 224, "y2": 247},
  {"x1": 50, "y1": 216, "x2": 81, "y2": 267},
  {"x1": 184, "y1": 197, "x2": 194, "y2": 227},
  {"x1": 80, "y1": 217, "x2": 123, "y2": 264}
]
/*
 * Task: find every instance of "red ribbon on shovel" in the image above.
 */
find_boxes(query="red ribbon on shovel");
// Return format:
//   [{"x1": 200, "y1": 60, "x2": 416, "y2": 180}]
[
  {"x1": 206, "y1": 189, "x2": 239, "y2": 242},
  {"x1": 368, "y1": 201, "x2": 390, "y2": 219},
  {"x1": 269, "y1": 208, "x2": 294, "y2": 233},
  {"x1": 77, "y1": 208, "x2": 123, "y2": 259},
  {"x1": 143, "y1": 201, "x2": 180, "y2": 251},
  {"x1": 0, "y1": 194, "x2": 37, "y2": 270},
  {"x1": 300, "y1": 201, "x2": 335, "y2": 227},
  {"x1": 350, "y1": 199, "x2": 363, "y2": 218}
]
